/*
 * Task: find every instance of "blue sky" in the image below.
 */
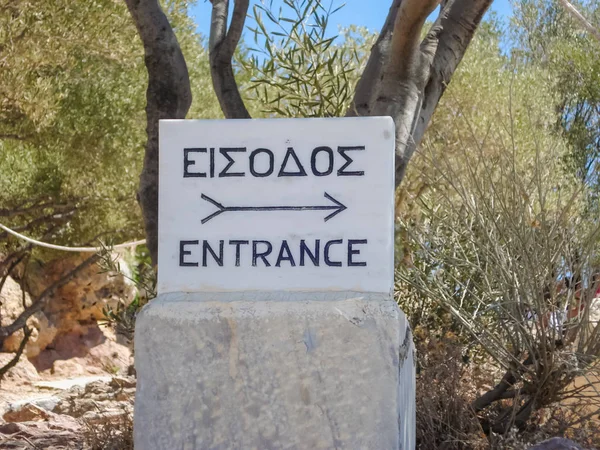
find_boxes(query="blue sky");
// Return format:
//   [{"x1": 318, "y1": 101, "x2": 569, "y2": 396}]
[{"x1": 190, "y1": 0, "x2": 513, "y2": 38}]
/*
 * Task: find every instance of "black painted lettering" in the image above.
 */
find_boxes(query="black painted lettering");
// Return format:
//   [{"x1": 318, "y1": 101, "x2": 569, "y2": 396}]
[
  {"x1": 278, "y1": 147, "x2": 307, "y2": 177},
  {"x1": 209, "y1": 147, "x2": 215, "y2": 178},
  {"x1": 252, "y1": 240, "x2": 272, "y2": 267},
  {"x1": 275, "y1": 240, "x2": 296, "y2": 267},
  {"x1": 348, "y1": 239, "x2": 367, "y2": 266},
  {"x1": 229, "y1": 240, "x2": 249, "y2": 267},
  {"x1": 219, "y1": 147, "x2": 246, "y2": 177},
  {"x1": 183, "y1": 148, "x2": 207, "y2": 178},
  {"x1": 300, "y1": 239, "x2": 320, "y2": 266},
  {"x1": 179, "y1": 240, "x2": 199, "y2": 267},
  {"x1": 324, "y1": 239, "x2": 343, "y2": 267},
  {"x1": 311, "y1": 146, "x2": 334, "y2": 176},
  {"x1": 337, "y1": 146, "x2": 365, "y2": 176},
  {"x1": 249, "y1": 148, "x2": 274, "y2": 177},
  {"x1": 202, "y1": 240, "x2": 224, "y2": 267}
]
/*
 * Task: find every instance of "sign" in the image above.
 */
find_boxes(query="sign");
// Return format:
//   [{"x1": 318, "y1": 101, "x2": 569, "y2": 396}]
[{"x1": 158, "y1": 117, "x2": 395, "y2": 294}]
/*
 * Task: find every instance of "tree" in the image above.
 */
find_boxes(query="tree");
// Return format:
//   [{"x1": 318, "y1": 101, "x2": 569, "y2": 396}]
[
  {"x1": 513, "y1": 0, "x2": 600, "y2": 210},
  {"x1": 0, "y1": 1, "x2": 220, "y2": 371},
  {"x1": 393, "y1": 25, "x2": 600, "y2": 432},
  {"x1": 124, "y1": 0, "x2": 494, "y2": 264},
  {"x1": 0, "y1": 0, "x2": 147, "y2": 245},
  {"x1": 0, "y1": 0, "x2": 220, "y2": 250}
]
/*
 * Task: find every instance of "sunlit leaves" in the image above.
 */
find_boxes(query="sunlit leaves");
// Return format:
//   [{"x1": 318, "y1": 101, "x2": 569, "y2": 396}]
[
  {"x1": 241, "y1": 1, "x2": 374, "y2": 118},
  {"x1": 0, "y1": 0, "x2": 217, "y2": 245}
]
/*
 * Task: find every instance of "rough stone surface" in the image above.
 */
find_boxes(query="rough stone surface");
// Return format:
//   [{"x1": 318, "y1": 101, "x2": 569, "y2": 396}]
[
  {"x1": 26, "y1": 255, "x2": 135, "y2": 347},
  {"x1": 0, "y1": 376, "x2": 135, "y2": 449},
  {"x1": 3, "y1": 403, "x2": 50, "y2": 422},
  {"x1": 528, "y1": 437, "x2": 587, "y2": 449},
  {"x1": 0, "y1": 352, "x2": 40, "y2": 381},
  {"x1": 134, "y1": 292, "x2": 415, "y2": 450},
  {"x1": 1, "y1": 253, "x2": 135, "y2": 360},
  {"x1": 0, "y1": 276, "x2": 42, "y2": 353}
]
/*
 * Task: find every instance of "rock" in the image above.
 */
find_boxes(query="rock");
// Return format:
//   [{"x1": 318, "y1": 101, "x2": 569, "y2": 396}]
[
  {"x1": 46, "y1": 357, "x2": 106, "y2": 377},
  {"x1": 31, "y1": 323, "x2": 132, "y2": 375},
  {"x1": 0, "y1": 373, "x2": 134, "y2": 449},
  {"x1": 26, "y1": 312, "x2": 58, "y2": 359},
  {"x1": 51, "y1": 377, "x2": 135, "y2": 419},
  {"x1": 25, "y1": 253, "x2": 136, "y2": 324},
  {"x1": 0, "y1": 352, "x2": 39, "y2": 381},
  {"x1": 1, "y1": 252, "x2": 135, "y2": 361},
  {"x1": 0, "y1": 276, "x2": 42, "y2": 353},
  {"x1": 528, "y1": 437, "x2": 587, "y2": 450},
  {"x1": 5, "y1": 396, "x2": 61, "y2": 416},
  {"x1": 135, "y1": 294, "x2": 415, "y2": 450},
  {"x1": 109, "y1": 375, "x2": 136, "y2": 389},
  {"x1": 3, "y1": 403, "x2": 50, "y2": 422},
  {"x1": 30, "y1": 396, "x2": 62, "y2": 412},
  {"x1": 16, "y1": 253, "x2": 136, "y2": 359},
  {"x1": 34, "y1": 376, "x2": 112, "y2": 391},
  {"x1": 0, "y1": 416, "x2": 82, "y2": 449},
  {"x1": 81, "y1": 408, "x2": 129, "y2": 426}
]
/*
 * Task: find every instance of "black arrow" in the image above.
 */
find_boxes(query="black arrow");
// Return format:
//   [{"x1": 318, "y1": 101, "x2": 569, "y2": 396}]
[{"x1": 200, "y1": 192, "x2": 347, "y2": 224}]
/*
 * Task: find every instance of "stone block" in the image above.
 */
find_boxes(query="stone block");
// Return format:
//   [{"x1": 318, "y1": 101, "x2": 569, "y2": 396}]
[{"x1": 134, "y1": 292, "x2": 415, "y2": 449}]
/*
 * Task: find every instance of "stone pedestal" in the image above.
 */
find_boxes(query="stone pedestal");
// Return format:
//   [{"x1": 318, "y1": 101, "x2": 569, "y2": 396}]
[{"x1": 134, "y1": 292, "x2": 415, "y2": 449}]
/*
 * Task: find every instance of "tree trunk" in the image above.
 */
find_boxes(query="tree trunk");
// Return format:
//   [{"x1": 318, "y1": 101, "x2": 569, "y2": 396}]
[
  {"x1": 349, "y1": 0, "x2": 493, "y2": 187},
  {"x1": 126, "y1": 0, "x2": 494, "y2": 262},
  {"x1": 124, "y1": 0, "x2": 192, "y2": 265}
]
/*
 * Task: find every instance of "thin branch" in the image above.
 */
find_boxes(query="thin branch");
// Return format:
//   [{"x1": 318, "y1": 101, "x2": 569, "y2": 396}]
[
  {"x1": 209, "y1": 0, "x2": 251, "y2": 119},
  {"x1": 0, "y1": 327, "x2": 32, "y2": 381},
  {"x1": 0, "y1": 255, "x2": 99, "y2": 340},
  {"x1": 0, "y1": 134, "x2": 29, "y2": 141},
  {"x1": 0, "y1": 201, "x2": 74, "y2": 218},
  {"x1": 558, "y1": 0, "x2": 600, "y2": 43}
]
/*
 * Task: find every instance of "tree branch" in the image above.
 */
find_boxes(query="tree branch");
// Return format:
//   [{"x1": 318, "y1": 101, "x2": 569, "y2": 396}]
[
  {"x1": 209, "y1": 0, "x2": 251, "y2": 119},
  {"x1": 472, "y1": 369, "x2": 517, "y2": 412},
  {"x1": 0, "y1": 327, "x2": 32, "y2": 381},
  {"x1": 0, "y1": 255, "x2": 99, "y2": 341},
  {"x1": 410, "y1": 0, "x2": 493, "y2": 171},
  {"x1": 0, "y1": 134, "x2": 29, "y2": 141},
  {"x1": 386, "y1": 0, "x2": 441, "y2": 82},
  {"x1": 347, "y1": 0, "x2": 402, "y2": 117},
  {"x1": 0, "y1": 201, "x2": 75, "y2": 219},
  {"x1": 124, "y1": 0, "x2": 192, "y2": 265},
  {"x1": 370, "y1": 0, "x2": 440, "y2": 187},
  {"x1": 558, "y1": 0, "x2": 600, "y2": 43}
]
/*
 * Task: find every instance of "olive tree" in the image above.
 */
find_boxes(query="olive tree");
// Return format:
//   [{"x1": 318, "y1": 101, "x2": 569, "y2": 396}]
[{"x1": 123, "y1": 0, "x2": 494, "y2": 264}]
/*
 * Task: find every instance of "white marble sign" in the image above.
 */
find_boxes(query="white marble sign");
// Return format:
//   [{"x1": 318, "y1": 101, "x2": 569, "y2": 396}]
[{"x1": 158, "y1": 117, "x2": 395, "y2": 294}]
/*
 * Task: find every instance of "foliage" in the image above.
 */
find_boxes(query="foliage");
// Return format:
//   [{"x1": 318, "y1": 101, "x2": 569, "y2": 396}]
[
  {"x1": 512, "y1": 0, "x2": 600, "y2": 205},
  {"x1": 0, "y1": 0, "x2": 218, "y2": 249},
  {"x1": 240, "y1": 0, "x2": 375, "y2": 118},
  {"x1": 98, "y1": 244, "x2": 155, "y2": 341},
  {"x1": 413, "y1": 328, "x2": 488, "y2": 449},
  {"x1": 397, "y1": 89, "x2": 600, "y2": 435},
  {"x1": 2, "y1": 1, "x2": 600, "y2": 446},
  {"x1": 0, "y1": 0, "x2": 146, "y2": 245},
  {"x1": 83, "y1": 408, "x2": 134, "y2": 450}
]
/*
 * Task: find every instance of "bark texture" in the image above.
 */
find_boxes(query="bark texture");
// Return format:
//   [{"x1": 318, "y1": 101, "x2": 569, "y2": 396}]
[
  {"x1": 126, "y1": 0, "x2": 494, "y2": 262},
  {"x1": 209, "y1": 0, "x2": 251, "y2": 118},
  {"x1": 124, "y1": 0, "x2": 192, "y2": 264},
  {"x1": 348, "y1": 0, "x2": 493, "y2": 187}
]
